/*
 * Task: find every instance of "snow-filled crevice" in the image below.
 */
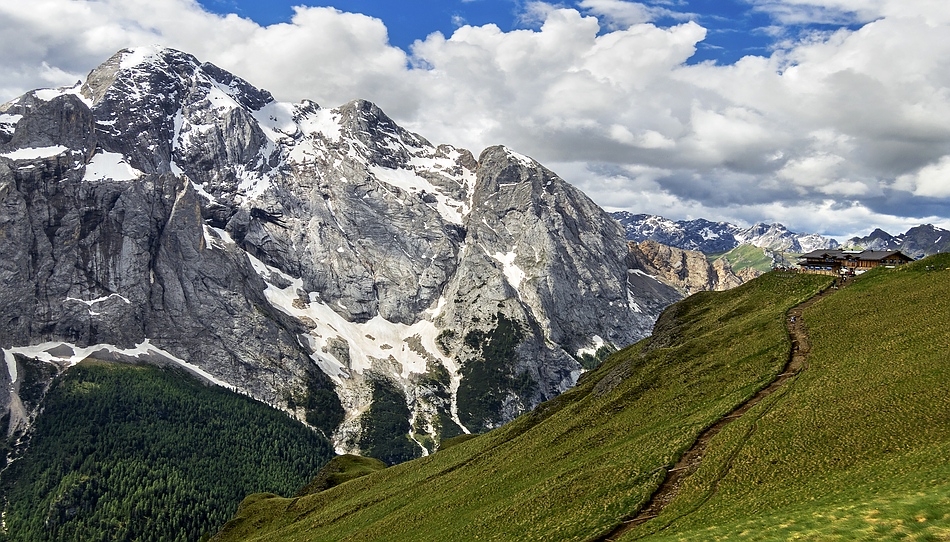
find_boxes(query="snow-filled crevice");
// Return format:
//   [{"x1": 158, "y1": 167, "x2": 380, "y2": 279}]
[{"x1": 1, "y1": 340, "x2": 239, "y2": 392}]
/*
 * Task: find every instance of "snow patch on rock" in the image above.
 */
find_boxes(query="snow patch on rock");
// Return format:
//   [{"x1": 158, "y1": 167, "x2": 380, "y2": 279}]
[
  {"x1": 491, "y1": 251, "x2": 526, "y2": 291},
  {"x1": 82, "y1": 151, "x2": 143, "y2": 182},
  {"x1": 119, "y1": 45, "x2": 166, "y2": 70},
  {"x1": 1, "y1": 340, "x2": 237, "y2": 390},
  {"x1": 576, "y1": 335, "x2": 605, "y2": 358},
  {"x1": 2, "y1": 146, "x2": 69, "y2": 160},
  {"x1": 370, "y1": 164, "x2": 469, "y2": 225}
]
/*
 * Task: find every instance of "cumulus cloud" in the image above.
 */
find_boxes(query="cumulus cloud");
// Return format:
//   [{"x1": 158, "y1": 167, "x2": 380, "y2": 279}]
[
  {"x1": 576, "y1": 0, "x2": 689, "y2": 28},
  {"x1": 0, "y1": 0, "x2": 414, "y2": 110},
  {"x1": 894, "y1": 156, "x2": 950, "y2": 199},
  {"x1": 1, "y1": 0, "x2": 949, "y2": 238}
]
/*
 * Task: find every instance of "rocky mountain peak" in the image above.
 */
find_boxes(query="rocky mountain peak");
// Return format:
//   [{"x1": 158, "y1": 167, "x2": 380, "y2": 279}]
[
  {"x1": 334, "y1": 98, "x2": 432, "y2": 170},
  {"x1": 0, "y1": 47, "x2": 682, "y2": 460},
  {"x1": 82, "y1": 46, "x2": 272, "y2": 110},
  {"x1": 6, "y1": 93, "x2": 96, "y2": 152},
  {"x1": 472, "y1": 146, "x2": 533, "y2": 203},
  {"x1": 82, "y1": 47, "x2": 192, "y2": 104},
  {"x1": 74, "y1": 46, "x2": 277, "y2": 177}
]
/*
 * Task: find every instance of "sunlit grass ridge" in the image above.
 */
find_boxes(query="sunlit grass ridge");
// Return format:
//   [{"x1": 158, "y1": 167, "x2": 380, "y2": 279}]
[
  {"x1": 216, "y1": 258, "x2": 950, "y2": 540},
  {"x1": 215, "y1": 270, "x2": 832, "y2": 541},
  {"x1": 637, "y1": 254, "x2": 950, "y2": 541}
]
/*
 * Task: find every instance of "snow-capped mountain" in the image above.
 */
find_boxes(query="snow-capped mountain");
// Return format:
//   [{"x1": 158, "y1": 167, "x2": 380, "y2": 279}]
[
  {"x1": 846, "y1": 224, "x2": 950, "y2": 259},
  {"x1": 611, "y1": 212, "x2": 840, "y2": 254},
  {"x1": 0, "y1": 47, "x2": 683, "y2": 461},
  {"x1": 732, "y1": 223, "x2": 840, "y2": 254}
]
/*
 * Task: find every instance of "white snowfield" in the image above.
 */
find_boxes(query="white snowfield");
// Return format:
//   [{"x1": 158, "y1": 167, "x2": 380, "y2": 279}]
[
  {"x1": 2, "y1": 339, "x2": 236, "y2": 391},
  {"x1": 32, "y1": 82, "x2": 93, "y2": 107},
  {"x1": 1, "y1": 146, "x2": 69, "y2": 160},
  {"x1": 491, "y1": 251, "x2": 526, "y2": 292},
  {"x1": 504, "y1": 147, "x2": 537, "y2": 169},
  {"x1": 243, "y1": 248, "x2": 449, "y2": 383},
  {"x1": 119, "y1": 45, "x2": 166, "y2": 70},
  {"x1": 82, "y1": 151, "x2": 143, "y2": 182},
  {"x1": 0, "y1": 113, "x2": 22, "y2": 137}
]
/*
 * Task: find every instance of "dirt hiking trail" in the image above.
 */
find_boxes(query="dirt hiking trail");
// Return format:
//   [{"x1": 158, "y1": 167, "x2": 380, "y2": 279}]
[{"x1": 595, "y1": 278, "x2": 841, "y2": 541}]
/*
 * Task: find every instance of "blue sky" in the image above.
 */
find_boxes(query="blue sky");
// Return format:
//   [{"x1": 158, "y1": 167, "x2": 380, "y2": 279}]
[
  {"x1": 196, "y1": 0, "x2": 859, "y2": 64},
  {"x1": 2, "y1": 0, "x2": 948, "y2": 238}
]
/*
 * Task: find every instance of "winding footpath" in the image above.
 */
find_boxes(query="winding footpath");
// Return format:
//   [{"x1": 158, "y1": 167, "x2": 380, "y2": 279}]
[{"x1": 596, "y1": 280, "x2": 841, "y2": 542}]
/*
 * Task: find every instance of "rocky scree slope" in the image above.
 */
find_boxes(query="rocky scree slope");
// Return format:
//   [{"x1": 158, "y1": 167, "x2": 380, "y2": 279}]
[{"x1": 0, "y1": 46, "x2": 680, "y2": 460}]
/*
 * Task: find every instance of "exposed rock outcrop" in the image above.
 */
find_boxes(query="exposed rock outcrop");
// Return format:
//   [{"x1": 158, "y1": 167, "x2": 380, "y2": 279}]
[{"x1": 626, "y1": 240, "x2": 750, "y2": 294}]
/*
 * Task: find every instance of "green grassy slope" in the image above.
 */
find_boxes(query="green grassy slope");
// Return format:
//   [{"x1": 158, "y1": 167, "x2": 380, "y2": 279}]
[
  {"x1": 214, "y1": 272, "x2": 831, "y2": 542},
  {"x1": 713, "y1": 244, "x2": 780, "y2": 273},
  {"x1": 295, "y1": 454, "x2": 387, "y2": 496},
  {"x1": 0, "y1": 362, "x2": 334, "y2": 542},
  {"x1": 628, "y1": 254, "x2": 950, "y2": 541}
]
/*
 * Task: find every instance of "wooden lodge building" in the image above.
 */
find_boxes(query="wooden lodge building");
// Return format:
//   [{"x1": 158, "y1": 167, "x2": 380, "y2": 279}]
[{"x1": 798, "y1": 249, "x2": 914, "y2": 275}]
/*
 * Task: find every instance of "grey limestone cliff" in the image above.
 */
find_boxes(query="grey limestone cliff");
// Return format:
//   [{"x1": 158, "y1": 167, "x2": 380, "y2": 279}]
[
  {"x1": 0, "y1": 47, "x2": 681, "y2": 461},
  {"x1": 626, "y1": 240, "x2": 751, "y2": 294}
]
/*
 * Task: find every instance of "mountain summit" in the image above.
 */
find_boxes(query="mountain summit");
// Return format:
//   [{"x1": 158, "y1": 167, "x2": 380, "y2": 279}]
[{"x1": 0, "y1": 47, "x2": 679, "y2": 458}]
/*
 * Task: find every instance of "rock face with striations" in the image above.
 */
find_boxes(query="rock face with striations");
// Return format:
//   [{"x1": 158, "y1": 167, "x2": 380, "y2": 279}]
[
  {"x1": 626, "y1": 240, "x2": 748, "y2": 295},
  {"x1": 0, "y1": 47, "x2": 681, "y2": 462}
]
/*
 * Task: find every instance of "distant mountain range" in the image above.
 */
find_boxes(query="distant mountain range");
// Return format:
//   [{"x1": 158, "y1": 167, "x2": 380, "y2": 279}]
[
  {"x1": 612, "y1": 212, "x2": 950, "y2": 259},
  {"x1": 844, "y1": 225, "x2": 950, "y2": 259},
  {"x1": 611, "y1": 212, "x2": 839, "y2": 254}
]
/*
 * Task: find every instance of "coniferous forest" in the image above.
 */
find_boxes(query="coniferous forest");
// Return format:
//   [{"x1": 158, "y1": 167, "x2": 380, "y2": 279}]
[{"x1": 0, "y1": 361, "x2": 334, "y2": 542}]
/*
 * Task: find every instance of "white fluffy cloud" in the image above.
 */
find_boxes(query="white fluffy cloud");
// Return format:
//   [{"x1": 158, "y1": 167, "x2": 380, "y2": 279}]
[
  {"x1": 576, "y1": 0, "x2": 689, "y2": 28},
  {"x1": 894, "y1": 156, "x2": 950, "y2": 199},
  {"x1": 0, "y1": 0, "x2": 414, "y2": 110},
  {"x1": 2, "y1": 0, "x2": 949, "y2": 239}
]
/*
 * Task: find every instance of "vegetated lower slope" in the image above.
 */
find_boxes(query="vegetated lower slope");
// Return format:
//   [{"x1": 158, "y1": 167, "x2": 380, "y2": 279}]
[
  {"x1": 627, "y1": 254, "x2": 950, "y2": 541},
  {"x1": 295, "y1": 455, "x2": 387, "y2": 496},
  {"x1": 0, "y1": 362, "x2": 334, "y2": 542},
  {"x1": 712, "y1": 244, "x2": 796, "y2": 274},
  {"x1": 213, "y1": 271, "x2": 831, "y2": 542}
]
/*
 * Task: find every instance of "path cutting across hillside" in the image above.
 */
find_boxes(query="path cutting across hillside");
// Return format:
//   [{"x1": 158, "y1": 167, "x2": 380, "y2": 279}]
[{"x1": 595, "y1": 278, "x2": 841, "y2": 542}]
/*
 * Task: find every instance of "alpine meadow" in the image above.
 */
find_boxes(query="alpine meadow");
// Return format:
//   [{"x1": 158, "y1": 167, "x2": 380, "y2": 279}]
[{"x1": 214, "y1": 256, "x2": 950, "y2": 541}]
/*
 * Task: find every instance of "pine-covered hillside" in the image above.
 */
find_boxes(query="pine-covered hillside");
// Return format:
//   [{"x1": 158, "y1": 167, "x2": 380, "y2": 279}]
[
  {"x1": 213, "y1": 255, "x2": 950, "y2": 541},
  {"x1": 0, "y1": 362, "x2": 335, "y2": 542}
]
